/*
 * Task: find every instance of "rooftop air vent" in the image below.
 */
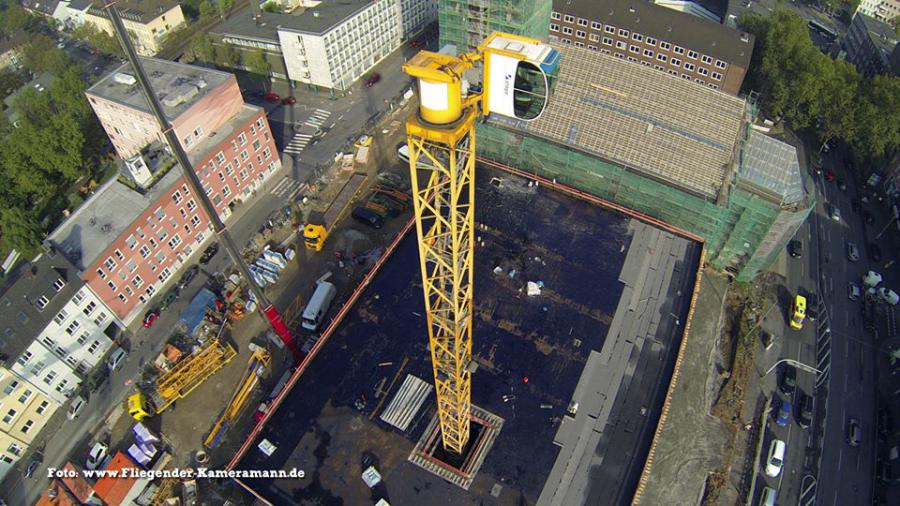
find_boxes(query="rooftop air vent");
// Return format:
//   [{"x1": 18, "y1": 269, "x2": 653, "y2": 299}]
[{"x1": 114, "y1": 73, "x2": 137, "y2": 85}]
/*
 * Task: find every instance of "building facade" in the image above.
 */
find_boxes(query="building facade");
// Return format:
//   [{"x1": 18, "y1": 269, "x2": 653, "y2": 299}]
[
  {"x1": 857, "y1": 0, "x2": 900, "y2": 24},
  {"x1": 0, "y1": 367, "x2": 59, "y2": 481},
  {"x1": 215, "y1": 0, "x2": 413, "y2": 91},
  {"x1": 549, "y1": 0, "x2": 753, "y2": 95},
  {"x1": 438, "y1": 0, "x2": 552, "y2": 53},
  {"x1": 84, "y1": 0, "x2": 185, "y2": 56},
  {"x1": 400, "y1": 0, "x2": 438, "y2": 38},
  {"x1": 845, "y1": 13, "x2": 899, "y2": 77},
  {"x1": 47, "y1": 59, "x2": 280, "y2": 323}
]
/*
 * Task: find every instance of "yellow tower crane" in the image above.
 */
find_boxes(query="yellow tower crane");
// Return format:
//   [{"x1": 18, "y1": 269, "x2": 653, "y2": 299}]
[{"x1": 403, "y1": 33, "x2": 560, "y2": 454}]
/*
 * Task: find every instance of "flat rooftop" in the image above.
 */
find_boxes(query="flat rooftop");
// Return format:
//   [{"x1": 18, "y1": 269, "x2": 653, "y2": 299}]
[
  {"x1": 234, "y1": 169, "x2": 700, "y2": 505},
  {"x1": 86, "y1": 58, "x2": 233, "y2": 121},
  {"x1": 46, "y1": 166, "x2": 182, "y2": 271},
  {"x1": 214, "y1": 0, "x2": 373, "y2": 40},
  {"x1": 516, "y1": 43, "x2": 747, "y2": 200}
]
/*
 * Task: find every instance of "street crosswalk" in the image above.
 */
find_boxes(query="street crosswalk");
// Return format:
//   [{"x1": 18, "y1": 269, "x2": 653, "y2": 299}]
[
  {"x1": 270, "y1": 176, "x2": 307, "y2": 200},
  {"x1": 283, "y1": 133, "x2": 314, "y2": 155},
  {"x1": 304, "y1": 108, "x2": 331, "y2": 128},
  {"x1": 282, "y1": 108, "x2": 332, "y2": 156}
]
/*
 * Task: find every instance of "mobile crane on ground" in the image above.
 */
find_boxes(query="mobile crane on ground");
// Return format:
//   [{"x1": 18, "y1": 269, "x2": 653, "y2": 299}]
[
  {"x1": 204, "y1": 346, "x2": 271, "y2": 449},
  {"x1": 303, "y1": 172, "x2": 369, "y2": 251},
  {"x1": 127, "y1": 339, "x2": 238, "y2": 421},
  {"x1": 403, "y1": 33, "x2": 559, "y2": 453}
]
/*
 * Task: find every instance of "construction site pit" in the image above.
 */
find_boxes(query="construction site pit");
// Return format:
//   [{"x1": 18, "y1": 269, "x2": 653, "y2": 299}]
[{"x1": 233, "y1": 166, "x2": 702, "y2": 505}]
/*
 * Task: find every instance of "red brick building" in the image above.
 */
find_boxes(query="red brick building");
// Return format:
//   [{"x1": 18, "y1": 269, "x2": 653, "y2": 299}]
[{"x1": 47, "y1": 59, "x2": 280, "y2": 323}]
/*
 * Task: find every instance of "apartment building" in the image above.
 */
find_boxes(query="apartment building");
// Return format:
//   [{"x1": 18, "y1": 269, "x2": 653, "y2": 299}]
[
  {"x1": 400, "y1": 0, "x2": 438, "y2": 37},
  {"x1": 857, "y1": 0, "x2": 900, "y2": 24},
  {"x1": 846, "y1": 13, "x2": 899, "y2": 77},
  {"x1": 0, "y1": 368, "x2": 59, "y2": 481},
  {"x1": 84, "y1": 0, "x2": 185, "y2": 56},
  {"x1": 0, "y1": 251, "x2": 121, "y2": 405},
  {"x1": 46, "y1": 59, "x2": 280, "y2": 323},
  {"x1": 215, "y1": 0, "x2": 407, "y2": 91},
  {"x1": 549, "y1": 0, "x2": 753, "y2": 95}
]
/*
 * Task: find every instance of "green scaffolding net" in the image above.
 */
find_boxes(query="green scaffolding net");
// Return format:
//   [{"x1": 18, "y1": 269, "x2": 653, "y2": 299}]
[{"x1": 439, "y1": 0, "x2": 552, "y2": 52}]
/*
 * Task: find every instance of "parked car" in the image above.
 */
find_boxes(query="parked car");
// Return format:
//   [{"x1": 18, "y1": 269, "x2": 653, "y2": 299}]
[
  {"x1": 200, "y1": 242, "x2": 219, "y2": 264},
  {"x1": 847, "y1": 242, "x2": 860, "y2": 262},
  {"x1": 263, "y1": 92, "x2": 281, "y2": 103},
  {"x1": 827, "y1": 203, "x2": 841, "y2": 221},
  {"x1": 806, "y1": 292, "x2": 819, "y2": 321},
  {"x1": 283, "y1": 96, "x2": 297, "y2": 105},
  {"x1": 864, "y1": 211, "x2": 875, "y2": 225},
  {"x1": 797, "y1": 393, "x2": 813, "y2": 429},
  {"x1": 85, "y1": 442, "x2": 109, "y2": 471},
  {"x1": 765, "y1": 439, "x2": 786, "y2": 477},
  {"x1": 159, "y1": 288, "x2": 179, "y2": 311},
  {"x1": 23, "y1": 459, "x2": 40, "y2": 478},
  {"x1": 837, "y1": 179, "x2": 847, "y2": 191},
  {"x1": 107, "y1": 348, "x2": 127, "y2": 372},
  {"x1": 824, "y1": 169, "x2": 835, "y2": 182},
  {"x1": 878, "y1": 408, "x2": 891, "y2": 436},
  {"x1": 352, "y1": 206, "x2": 384, "y2": 229},
  {"x1": 789, "y1": 240, "x2": 803, "y2": 258},
  {"x1": 775, "y1": 398, "x2": 792, "y2": 427},
  {"x1": 847, "y1": 418, "x2": 861, "y2": 447},
  {"x1": 67, "y1": 396, "x2": 86, "y2": 420},
  {"x1": 779, "y1": 364, "x2": 797, "y2": 396},
  {"x1": 178, "y1": 265, "x2": 200, "y2": 290},
  {"x1": 759, "y1": 486, "x2": 776, "y2": 506},
  {"x1": 143, "y1": 310, "x2": 159, "y2": 329},
  {"x1": 869, "y1": 243, "x2": 882, "y2": 263},
  {"x1": 364, "y1": 73, "x2": 381, "y2": 87},
  {"x1": 848, "y1": 282, "x2": 861, "y2": 301}
]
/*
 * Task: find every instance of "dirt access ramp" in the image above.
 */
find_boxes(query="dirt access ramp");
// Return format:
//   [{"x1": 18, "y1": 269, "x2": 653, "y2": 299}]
[{"x1": 633, "y1": 269, "x2": 730, "y2": 506}]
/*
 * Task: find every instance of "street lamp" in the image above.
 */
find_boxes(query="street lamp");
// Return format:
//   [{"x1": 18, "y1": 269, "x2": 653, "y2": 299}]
[{"x1": 762, "y1": 358, "x2": 822, "y2": 378}]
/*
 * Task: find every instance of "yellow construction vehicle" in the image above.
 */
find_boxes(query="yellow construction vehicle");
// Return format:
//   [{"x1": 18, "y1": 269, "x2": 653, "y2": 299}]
[
  {"x1": 204, "y1": 346, "x2": 271, "y2": 449},
  {"x1": 303, "y1": 172, "x2": 368, "y2": 251},
  {"x1": 403, "y1": 33, "x2": 559, "y2": 454},
  {"x1": 127, "y1": 339, "x2": 238, "y2": 420}
]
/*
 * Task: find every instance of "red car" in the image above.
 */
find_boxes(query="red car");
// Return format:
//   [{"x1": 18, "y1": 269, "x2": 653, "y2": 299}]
[
  {"x1": 410, "y1": 39, "x2": 423, "y2": 48},
  {"x1": 142, "y1": 310, "x2": 159, "y2": 329},
  {"x1": 824, "y1": 169, "x2": 835, "y2": 182},
  {"x1": 263, "y1": 92, "x2": 281, "y2": 103},
  {"x1": 364, "y1": 73, "x2": 381, "y2": 88},
  {"x1": 283, "y1": 96, "x2": 296, "y2": 105}
]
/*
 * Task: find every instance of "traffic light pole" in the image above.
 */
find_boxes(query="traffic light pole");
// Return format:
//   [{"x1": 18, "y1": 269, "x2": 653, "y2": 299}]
[{"x1": 103, "y1": 3, "x2": 299, "y2": 362}]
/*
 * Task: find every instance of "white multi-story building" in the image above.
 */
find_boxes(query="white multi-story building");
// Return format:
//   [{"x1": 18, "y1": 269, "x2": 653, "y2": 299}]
[
  {"x1": 277, "y1": 0, "x2": 402, "y2": 90},
  {"x1": 216, "y1": 0, "x2": 408, "y2": 91},
  {"x1": 857, "y1": 0, "x2": 900, "y2": 23},
  {"x1": 400, "y1": 0, "x2": 438, "y2": 38},
  {"x1": 0, "y1": 250, "x2": 122, "y2": 405},
  {"x1": 0, "y1": 367, "x2": 59, "y2": 481}
]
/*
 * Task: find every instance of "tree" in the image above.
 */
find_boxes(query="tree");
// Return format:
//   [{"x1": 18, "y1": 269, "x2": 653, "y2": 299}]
[
  {"x1": 71, "y1": 23, "x2": 123, "y2": 57},
  {"x1": 817, "y1": 60, "x2": 859, "y2": 145},
  {"x1": 215, "y1": 43, "x2": 239, "y2": 68},
  {"x1": 199, "y1": 0, "x2": 217, "y2": 20},
  {"x1": 0, "y1": 206, "x2": 42, "y2": 254},
  {"x1": 243, "y1": 50, "x2": 272, "y2": 89},
  {"x1": 852, "y1": 76, "x2": 900, "y2": 161},
  {"x1": 218, "y1": 0, "x2": 234, "y2": 19},
  {"x1": 0, "y1": 1, "x2": 37, "y2": 36},
  {"x1": 189, "y1": 33, "x2": 215, "y2": 63},
  {"x1": 22, "y1": 35, "x2": 71, "y2": 76}
]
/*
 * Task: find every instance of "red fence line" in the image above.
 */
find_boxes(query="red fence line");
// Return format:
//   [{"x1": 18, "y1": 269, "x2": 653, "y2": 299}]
[{"x1": 227, "y1": 217, "x2": 416, "y2": 471}]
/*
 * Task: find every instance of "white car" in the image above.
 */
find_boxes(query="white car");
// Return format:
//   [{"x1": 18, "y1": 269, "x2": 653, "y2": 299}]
[
  {"x1": 848, "y1": 282, "x2": 862, "y2": 301},
  {"x1": 107, "y1": 348, "x2": 127, "y2": 372},
  {"x1": 67, "y1": 395, "x2": 86, "y2": 421},
  {"x1": 846, "y1": 242, "x2": 859, "y2": 262},
  {"x1": 878, "y1": 287, "x2": 899, "y2": 306},
  {"x1": 85, "y1": 442, "x2": 109, "y2": 470},
  {"x1": 827, "y1": 204, "x2": 841, "y2": 222},
  {"x1": 765, "y1": 439, "x2": 786, "y2": 477}
]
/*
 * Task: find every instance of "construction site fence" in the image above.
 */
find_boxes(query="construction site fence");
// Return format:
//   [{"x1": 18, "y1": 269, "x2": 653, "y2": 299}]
[{"x1": 476, "y1": 123, "x2": 804, "y2": 282}]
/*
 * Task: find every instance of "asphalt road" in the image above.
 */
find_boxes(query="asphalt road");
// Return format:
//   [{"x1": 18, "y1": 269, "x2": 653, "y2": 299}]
[{"x1": 750, "y1": 142, "x2": 882, "y2": 506}]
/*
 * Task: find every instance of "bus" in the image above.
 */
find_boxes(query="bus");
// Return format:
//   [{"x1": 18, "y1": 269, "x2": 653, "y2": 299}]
[{"x1": 808, "y1": 20, "x2": 838, "y2": 42}]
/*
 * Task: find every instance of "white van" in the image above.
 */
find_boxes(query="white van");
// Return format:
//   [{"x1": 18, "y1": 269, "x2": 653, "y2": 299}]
[
  {"x1": 301, "y1": 281, "x2": 337, "y2": 331},
  {"x1": 759, "y1": 486, "x2": 776, "y2": 506},
  {"x1": 879, "y1": 287, "x2": 899, "y2": 306}
]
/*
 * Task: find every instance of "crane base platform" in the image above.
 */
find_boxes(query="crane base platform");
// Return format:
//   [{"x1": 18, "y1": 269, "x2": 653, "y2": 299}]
[{"x1": 408, "y1": 405, "x2": 503, "y2": 490}]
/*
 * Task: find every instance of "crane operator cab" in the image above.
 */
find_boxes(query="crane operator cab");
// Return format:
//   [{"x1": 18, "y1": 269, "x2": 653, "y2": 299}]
[{"x1": 480, "y1": 33, "x2": 560, "y2": 121}]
